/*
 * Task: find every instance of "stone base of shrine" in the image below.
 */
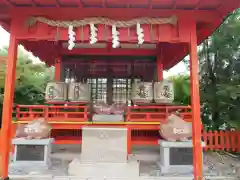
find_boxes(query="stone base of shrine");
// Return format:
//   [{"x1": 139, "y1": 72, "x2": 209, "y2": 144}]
[
  {"x1": 68, "y1": 157, "x2": 139, "y2": 178},
  {"x1": 8, "y1": 144, "x2": 235, "y2": 180},
  {"x1": 157, "y1": 140, "x2": 206, "y2": 174}
]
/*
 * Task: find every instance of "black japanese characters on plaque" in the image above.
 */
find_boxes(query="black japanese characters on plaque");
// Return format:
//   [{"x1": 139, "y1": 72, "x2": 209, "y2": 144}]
[
  {"x1": 16, "y1": 145, "x2": 45, "y2": 161},
  {"x1": 169, "y1": 147, "x2": 193, "y2": 165}
]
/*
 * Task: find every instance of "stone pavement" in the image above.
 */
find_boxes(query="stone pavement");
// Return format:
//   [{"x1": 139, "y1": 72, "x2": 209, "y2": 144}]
[
  {"x1": 8, "y1": 145, "x2": 240, "y2": 180},
  {"x1": 9, "y1": 175, "x2": 238, "y2": 180}
]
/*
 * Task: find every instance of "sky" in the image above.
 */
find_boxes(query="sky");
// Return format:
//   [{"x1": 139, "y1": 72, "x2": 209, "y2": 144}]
[{"x1": 0, "y1": 26, "x2": 188, "y2": 77}]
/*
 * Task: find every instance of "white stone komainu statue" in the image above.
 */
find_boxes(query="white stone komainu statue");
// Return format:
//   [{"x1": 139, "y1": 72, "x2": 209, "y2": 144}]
[
  {"x1": 131, "y1": 81, "x2": 153, "y2": 104},
  {"x1": 154, "y1": 80, "x2": 174, "y2": 104},
  {"x1": 68, "y1": 82, "x2": 91, "y2": 103}
]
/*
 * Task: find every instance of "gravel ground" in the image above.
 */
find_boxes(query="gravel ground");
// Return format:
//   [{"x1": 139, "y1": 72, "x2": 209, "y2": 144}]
[
  {"x1": 8, "y1": 145, "x2": 240, "y2": 179},
  {"x1": 203, "y1": 151, "x2": 240, "y2": 178}
]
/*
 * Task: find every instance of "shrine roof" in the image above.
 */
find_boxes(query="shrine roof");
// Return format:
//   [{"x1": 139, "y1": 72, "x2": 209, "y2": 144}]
[{"x1": 0, "y1": 0, "x2": 239, "y2": 69}]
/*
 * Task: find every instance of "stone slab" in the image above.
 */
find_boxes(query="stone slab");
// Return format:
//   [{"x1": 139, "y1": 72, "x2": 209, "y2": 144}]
[
  {"x1": 12, "y1": 138, "x2": 54, "y2": 145},
  {"x1": 92, "y1": 114, "x2": 124, "y2": 122},
  {"x1": 81, "y1": 127, "x2": 127, "y2": 163},
  {"x1": 158, "y1": 140, "x2": 206, "y2": 148},
  {"x1": 68, "y1": 157, "x2": 139, "y2": 178}
]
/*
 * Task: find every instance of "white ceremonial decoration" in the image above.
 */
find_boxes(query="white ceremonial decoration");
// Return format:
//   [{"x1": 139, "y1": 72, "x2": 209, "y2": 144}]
[
  {"x1": 89, "y1": 23, "x2": 98, "y2": 44},
  {"x1": 136, "y1": 23, "x2": 144, "y2": 44},
  {"x1": 68, "y1": 25, "x2": 76, "y2": 50},
  {"x1": 112, "y1": 25, "x2": 120, "y2": 48}
]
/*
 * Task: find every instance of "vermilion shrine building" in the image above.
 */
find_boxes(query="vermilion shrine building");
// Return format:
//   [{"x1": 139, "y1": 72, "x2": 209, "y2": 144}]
[{"x1": 0, "y1": 0, "x2": 239, "y2": 179}]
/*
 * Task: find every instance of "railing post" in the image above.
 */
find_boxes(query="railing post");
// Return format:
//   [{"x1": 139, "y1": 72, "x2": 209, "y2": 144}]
[
  {"x1": 238, "y1": 131, "x2": 240, "y2": 152},
  {"x1": 219, "y1": 130, "x2": 224, "y2": 151}
]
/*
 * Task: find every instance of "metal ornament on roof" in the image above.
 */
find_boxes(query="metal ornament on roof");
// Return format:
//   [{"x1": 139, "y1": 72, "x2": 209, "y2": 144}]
[{"x1": 26, "y1": 16, "x2": 177, "y2": 50}]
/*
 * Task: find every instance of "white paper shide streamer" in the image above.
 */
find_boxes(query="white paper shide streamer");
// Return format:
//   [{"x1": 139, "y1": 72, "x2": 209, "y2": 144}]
[
  {"x1": 136, "y1": 23, "x2": 144, "y2": 44},
  {"x1": 112, "y1": 25, "x2": 120, "y2": 48},
  {"x1": 68, "y1": 25, "x2": 76, "y2": 50},
  {"x1": 89, "y1": 23, "x2": 98, "y2": 44}
]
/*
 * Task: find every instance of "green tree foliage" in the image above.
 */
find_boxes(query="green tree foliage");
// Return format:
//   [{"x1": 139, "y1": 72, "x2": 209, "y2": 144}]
[
  {"x1": 199, "y1": 9, "x2": 240, "y2": 130},
  {"x1": 179, "y1": 9, "x2": 240, "y2": 130},
  {"x1": 0, "y1": 47, "x2": 54, "y2": 105},
  {"x1": 168, "y1": 75, "x2": 190, "y2": 105}
]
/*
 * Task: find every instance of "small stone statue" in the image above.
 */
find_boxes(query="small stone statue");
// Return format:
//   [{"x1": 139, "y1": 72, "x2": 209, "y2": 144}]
[{"x1": 159, "y1": 113, "x2": 192, "y2": 141}]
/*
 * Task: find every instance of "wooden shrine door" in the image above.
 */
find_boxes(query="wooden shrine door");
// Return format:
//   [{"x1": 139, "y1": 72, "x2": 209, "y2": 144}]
[{"x1": 87, "y1": 78, "x2": 133, "y2": 105}]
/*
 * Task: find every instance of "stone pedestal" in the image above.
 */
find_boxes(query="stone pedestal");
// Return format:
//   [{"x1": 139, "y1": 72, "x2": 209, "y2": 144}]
[
  {"x1": 157, "y1": 140, "x2": 205, "y2": 174},
  {"x1": 81, "y1": 127, "x2": 128, "y2": 163},
  {"x1": 11, "y1": 138, "x2": 53, "y2": 167},
  {"x1": 68, "y1": 127, "x2": 139, "y2": 178}
]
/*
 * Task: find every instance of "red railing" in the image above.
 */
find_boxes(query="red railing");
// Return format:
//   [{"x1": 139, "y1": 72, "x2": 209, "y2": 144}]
[
  {"x1": 203, "y1": 130, "x2": 240, "y2": 152},
  {"x1": 126, "y1": 105, "x2": 192, "y2": 122},
  {"x1": 1, "y1": 125, "x2": 240, "y2": 152},
  {"x1": 14, "y1": 104, "x2": 240, "y2": 152},
  {"x1": 16, "y1": 105, "x2": 88, "y2": 122},
  {"x1": 16, "y1": 104, "x2": 192, "y2": 123},
  {"x1": 51, "y1": 129, "x2": 240, "y2": 152}
]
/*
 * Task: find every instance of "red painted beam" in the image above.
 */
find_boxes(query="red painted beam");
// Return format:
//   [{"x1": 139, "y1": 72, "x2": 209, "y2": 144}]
[
  {"x1": 1, "y1": 0, "x2": 14, "y2": 6},
  {"x1": 0, "y1": 6, "x2": 10, "y2": 19},
  {"x1": 60, "y1": 48, "x2": 157, "y2": 56},
  {"x1": 76, "y1": 0, "x2": 83, "y2": 7}
]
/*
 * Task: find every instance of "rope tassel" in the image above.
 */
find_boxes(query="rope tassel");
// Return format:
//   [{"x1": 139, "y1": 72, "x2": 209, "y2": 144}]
[
  {"x1": 112, "y1": 25, "x2": 120, "y2": 48},
  {"x1": 137, "y1": 23, "x2": 144, "y2": 44},
  {"x1": 89, "y1": 23, "x2": 98, "y2": 44},
  {"x1": 68, "y1": 25, "x2": 76, "y2": 50}
]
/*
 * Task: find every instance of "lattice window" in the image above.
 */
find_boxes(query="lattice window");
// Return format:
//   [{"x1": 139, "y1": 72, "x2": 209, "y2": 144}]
[
  {"x1": 87, "y1": 78, "x2": 107, "y2": 104},
  {"x1": 87, "y1": 78, "x2": 141, "y2": 105},
  {"x1": 113, "y1": 78, "x2": 141, "y2": 106},
  {"x1": 113, "y1": 79, "x2": 130, "y2": 105}
]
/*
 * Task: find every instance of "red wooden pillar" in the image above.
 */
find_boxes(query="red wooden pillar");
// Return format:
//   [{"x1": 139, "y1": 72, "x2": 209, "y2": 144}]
[
  {"x1": 0, "y1": 33, "x2": 18, "y2": 179},
  {"x1": 54, "y1": 56, "x2": 61, "y2": 81},
  {"x1": 157, "y1": 54, "x2": 163, "y2": 81},
  {"x1": 189, "y1": 22, "x2": 203, "y2": 179},
  {"x1": 127, "y1": 126, "x2": 132, "y2": 155}
]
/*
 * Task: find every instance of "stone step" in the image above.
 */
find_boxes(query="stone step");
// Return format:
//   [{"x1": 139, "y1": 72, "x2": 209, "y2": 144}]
[{"x1": 68, "y1": 158, "x2": 139, "y2": 178}]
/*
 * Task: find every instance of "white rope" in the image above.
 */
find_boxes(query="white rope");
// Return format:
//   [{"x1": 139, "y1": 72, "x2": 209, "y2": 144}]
[{"x1": 28, "y1": 16, "x2": 177, "y2": 28}]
